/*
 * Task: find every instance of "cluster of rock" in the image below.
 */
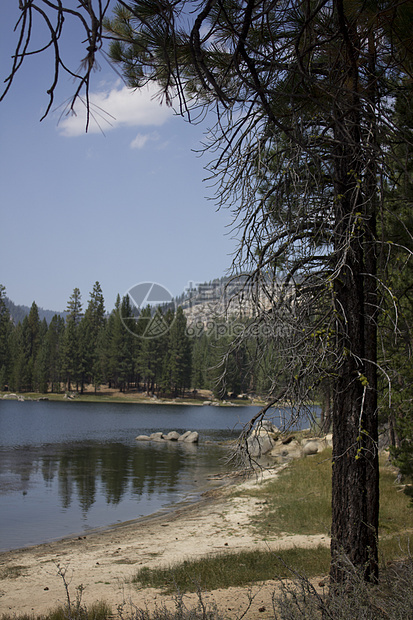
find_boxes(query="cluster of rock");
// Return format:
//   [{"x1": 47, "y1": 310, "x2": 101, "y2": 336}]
[
  {"x1": 247, "y1": 420, "x2": 332, "y2": 462},
  {"x1": 2, "y1": 393, "x2": 25, "y2": 401},
  {"x1": 135, "y1": 430, "x2": 199, "y2": 444},
  {"x1": 2, "y1": 393, "x2": 48, "y2": 402}
]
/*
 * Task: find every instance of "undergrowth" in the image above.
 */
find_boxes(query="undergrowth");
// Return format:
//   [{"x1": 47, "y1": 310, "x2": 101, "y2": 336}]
[
  {"x1": 235, "y1": 448, "x2": 412, "y2": 540},
  {"x1": 2, "y1": 557, "x2": 412, "y2": 620},
  {"x1": 132, "y1": 546, "x2": 331, "y2": 593}
]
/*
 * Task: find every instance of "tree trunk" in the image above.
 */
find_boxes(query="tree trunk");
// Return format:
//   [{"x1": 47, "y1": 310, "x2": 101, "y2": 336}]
[
  {"x1": 330, "y1": 172, "x2": 379, "y2": 581},
  {"x1": 331, "y1": 257, "x2": 379, "y2": 582},
  {"x1": 329, "y1": 0, "x2": 379, "y2": 583}
]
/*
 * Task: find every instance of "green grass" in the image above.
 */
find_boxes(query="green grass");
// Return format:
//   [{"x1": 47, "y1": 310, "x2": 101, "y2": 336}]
[
  {"x1": 234, "y1": 449, "x2": 412, "y2": 539},
  {"x1": 377, "y1": 463, "x2": 413, "y2": 564},
  {"x1": 131, "y1": 449, "x2": 411, "y2": 594},
  {"x1": 239, "y1": 449, "x2": 333, "y2": 536},
  {"x1": 132, "y1": 546, "x2": 331, "y2": 593},
  {"x1": 379, "y1": 466, "x2": 413, "y2": 534}
]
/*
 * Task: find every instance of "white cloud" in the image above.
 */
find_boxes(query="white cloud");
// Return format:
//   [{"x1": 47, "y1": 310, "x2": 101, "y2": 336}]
[
  {"x1": 58, "y1": 83, "x2": 173, "y2": 137},
  {"x1": 130, "y1": 131, "x2": 163, "y2": 150},
  {"x1": 130, "y1": 133, "x2": 150, "y2": 149}
]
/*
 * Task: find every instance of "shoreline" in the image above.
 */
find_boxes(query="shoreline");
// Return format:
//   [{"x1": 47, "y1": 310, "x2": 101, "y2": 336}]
[
  {"x1": 1, "y1": 389, "x2": 268, "y2": 407},
  {"x1": 0, "y1": 467, "x2": 330, "y2": 617},
  {"x1": 0, "y1": 469, "x2": 235, "y2": 556}
]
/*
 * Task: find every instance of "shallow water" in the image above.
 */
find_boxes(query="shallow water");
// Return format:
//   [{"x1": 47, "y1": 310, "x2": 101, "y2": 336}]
[{"x1": 0, "y1": 399, "x2": 316, "y2": 550}]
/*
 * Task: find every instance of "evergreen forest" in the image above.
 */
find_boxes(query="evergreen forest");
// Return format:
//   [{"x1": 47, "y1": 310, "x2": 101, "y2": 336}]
[{"x1": 0, "y1": 281, "x2": 282, "y2": 400}]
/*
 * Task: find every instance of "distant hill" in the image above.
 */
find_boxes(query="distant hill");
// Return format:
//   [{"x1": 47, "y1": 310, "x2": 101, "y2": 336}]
[
  {"x1": 5, "y1": 297, "x2": 66, "y2": 325},
  {"x1": 176, "y1": 275, "x2": 276, "y2": 326},
  {"x1": 4, "y1": 274, "x2": 276, "y2": 327}
]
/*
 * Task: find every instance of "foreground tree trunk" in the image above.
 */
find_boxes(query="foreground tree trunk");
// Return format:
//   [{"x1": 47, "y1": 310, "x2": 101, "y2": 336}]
[
  {"x1": 331, "y1": 261, "x2": 379, "y2": 581},
  {"x1": 330, "y1": 1, "x2": 379, "y2": 581}
]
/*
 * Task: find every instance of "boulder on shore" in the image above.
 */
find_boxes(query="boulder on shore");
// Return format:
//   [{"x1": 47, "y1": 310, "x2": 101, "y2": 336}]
[
  {"x1": 302, "y1": 440, "x2": 321, "y2": 455},
  {"x1": 245, "y1": 418, "x2": 333, "y2": 462},
  {"x1": 181, "y1": 431, "x2": 199, "y2": 443},
  {"x1": 135, "y1": 430, "x2": 199, "y2": 444},
  {"x1": 246, "y1": 419, "x2": 279, "y2": 457},
  {"x1": 247, "y1": 434, "x2": 274, "y2": 457},
  {"x1": 270, "y1": 439, "x2": 303, "y2": 462}
]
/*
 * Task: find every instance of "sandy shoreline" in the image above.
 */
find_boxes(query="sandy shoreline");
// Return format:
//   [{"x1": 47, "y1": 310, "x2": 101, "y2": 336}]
[{"x1": 0, "y1": 468, "x2": 329, "y2": 618}]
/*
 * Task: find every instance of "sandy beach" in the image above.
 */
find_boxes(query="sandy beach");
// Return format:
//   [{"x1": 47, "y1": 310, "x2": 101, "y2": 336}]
[{"x1": 0, "y1": 468, "x2": 329, "y2": 618}]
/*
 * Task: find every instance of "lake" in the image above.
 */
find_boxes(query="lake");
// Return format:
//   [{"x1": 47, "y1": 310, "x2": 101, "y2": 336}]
[{"x1": 0, "y1": 399, "x2": 315, "y2": 551}]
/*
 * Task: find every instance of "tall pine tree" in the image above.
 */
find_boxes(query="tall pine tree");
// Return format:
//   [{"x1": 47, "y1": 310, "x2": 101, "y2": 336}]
[
  {"x1": 61, "y1": 288, "x2": 83, "y2": 392},
  {"x1": 80, "y1": 282, "x2": 106, "y2": 392},
  {"x1": 0, "y1": 285, "x2": 12, "y2": 390}
]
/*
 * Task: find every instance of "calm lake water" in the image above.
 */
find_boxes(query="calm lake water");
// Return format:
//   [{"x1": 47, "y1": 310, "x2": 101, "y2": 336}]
[{"x1": 0, "y1": 400, "x2": 314, "y2": 551}]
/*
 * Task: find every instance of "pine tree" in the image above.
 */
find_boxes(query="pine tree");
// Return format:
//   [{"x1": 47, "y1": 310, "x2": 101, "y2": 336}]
[
  {"x1": 18, "y1": 302, "x2": 42, "y2": 391},
  {"x1": 46, "y1": 314, "x2": 65, "y2": 393},
  {"x1": 118, "y1": 295, "x2": 136, "y2": 391},
  {"x1": 61, "y1": 288, "x2": 83, "y2": 392},
  {"x1": 33, "y1": 318, "x2": 48, "y2": 392},
  {"x1": 0, "y1": 285, "x2": 12, "y2": 390},
  {"x1": 135, "y1": 306, "x2": 153, "y2": 395},
  {"x1": 167, "y1": 307, "x2": 191, "y2": 397},
  {"x1": 9, "y1": 321, "x2": 28, "y2": 392},
  {"x1": 80, "y1": 282, "x2": 106, "y2": 392},
  {"x1": 107, "y1": 295, "x2": 136, "y2": 392},
  {"x1": 104, "y1": 0, "x2": 413, "y2": 581},
  {"x1": 191, "y1": 330, "x2": 210, "y2": 391}
]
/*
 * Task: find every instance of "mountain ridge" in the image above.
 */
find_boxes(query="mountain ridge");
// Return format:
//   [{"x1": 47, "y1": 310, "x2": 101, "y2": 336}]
[{"x1": 4, "y1": 298, "x2": 66, "y2": 325}]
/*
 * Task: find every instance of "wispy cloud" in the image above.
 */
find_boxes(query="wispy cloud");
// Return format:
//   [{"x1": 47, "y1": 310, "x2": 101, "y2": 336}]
[
  {"x1": 57, "y1": 83, "x2": 172, "y2": 137},
  {"x1": 130, "y1": 131, "x2": 161, "y2": 149}
]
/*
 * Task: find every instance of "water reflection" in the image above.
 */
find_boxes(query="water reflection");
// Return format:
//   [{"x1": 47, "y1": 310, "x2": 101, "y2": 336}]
[
  {"x1": 0, "y1": 400, "x2": 318, "y2": 549},
  {"x1": 0, "y1": 440, "x2": 219, "y2": 514}
]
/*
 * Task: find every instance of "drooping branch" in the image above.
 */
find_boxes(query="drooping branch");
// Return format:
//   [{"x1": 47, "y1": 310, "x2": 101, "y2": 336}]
[{"x1": 2, "y1": 1, "x2": 112, "y2": 128}]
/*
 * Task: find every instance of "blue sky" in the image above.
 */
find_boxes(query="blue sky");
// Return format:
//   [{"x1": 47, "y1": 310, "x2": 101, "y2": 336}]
[{"x1": 0, "y1": 4, "x2": 238, "y2": 313}]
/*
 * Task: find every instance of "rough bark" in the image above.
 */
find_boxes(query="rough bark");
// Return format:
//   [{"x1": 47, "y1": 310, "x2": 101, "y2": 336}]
[{"x1": 329, "y1": 1, "x2": 379, "y2": 581}]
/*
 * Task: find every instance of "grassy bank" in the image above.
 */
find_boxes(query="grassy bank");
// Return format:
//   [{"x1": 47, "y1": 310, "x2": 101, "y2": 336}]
[
  {"x1": 132, "y1": 546, "x2": 332, "y2": 593},
  {"x1": 132, "y1": 449, "x2": 412, "y2": 594}
]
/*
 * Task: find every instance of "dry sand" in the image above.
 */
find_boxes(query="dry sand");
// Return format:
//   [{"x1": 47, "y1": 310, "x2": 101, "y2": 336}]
[{"x1": 0, "y1": 467, "x2": 329, "y2": 619}]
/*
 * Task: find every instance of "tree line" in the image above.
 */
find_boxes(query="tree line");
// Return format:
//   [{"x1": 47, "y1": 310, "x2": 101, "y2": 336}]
[{"x1": 0, "y1": 281, "x2": 288, "y2": 399}]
